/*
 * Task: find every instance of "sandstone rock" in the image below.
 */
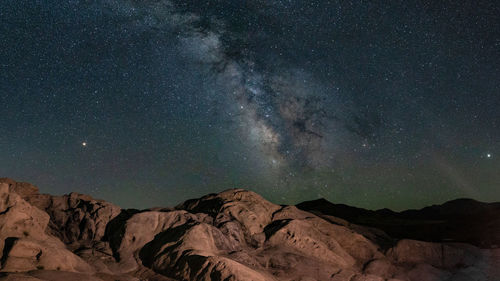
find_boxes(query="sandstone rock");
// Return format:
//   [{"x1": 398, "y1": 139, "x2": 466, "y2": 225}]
[
  {"x1": 260, "y1": 249, "x2": 344, "y2": 281},
  {"x1": 363, "y1": 258, "x2": 397, "y2": 279},
  {"x1": 178, "y1": 189, "x2": 281, "y2": 237},
  {"x1": 265, "y1": 219, "x2": 356, "y2": 268},
  {"x1": 108, "y1": 210, "x2": 206, "y2": 273},
  {"x1": 0, "y1": 178, "x2": 39, "y2": 199},
  {"x1": 0, "y1": 184, "x2": 49, "y2": 241},
  {"x1": 1, "y1": 238, "x2": 93, "y2": 273},
  {"x1": 139, "y1": 222, "x2": 276, "y2": 281},
  {"x1": 387, "y1": 239, "x2": 482, "y2": 269},
  {"x1": 0, "y1": 179, "x2": 498, "y2": 281},
  {"x1": 330, "y1": 269, "x2": 358, "y2": 281},
  {"x1": 0, "y1": 183, "x2": 92, "y2": 273},
  {"x1": 271, "y1": 206, "x2": 383, "y2": 266},
  {"x1": 25, "y1": 192, "x2": 121, "y2": 246}
]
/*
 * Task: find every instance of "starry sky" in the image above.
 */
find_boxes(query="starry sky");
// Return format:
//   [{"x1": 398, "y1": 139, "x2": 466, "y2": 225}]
[{"x1": 1, "y1": 0, "x2": 499, "y2": 210}]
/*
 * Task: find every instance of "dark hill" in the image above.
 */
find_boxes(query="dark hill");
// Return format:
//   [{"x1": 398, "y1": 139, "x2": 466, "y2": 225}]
[{"x1": 297, "y1": 198, "x2": 500, "y2": 248}]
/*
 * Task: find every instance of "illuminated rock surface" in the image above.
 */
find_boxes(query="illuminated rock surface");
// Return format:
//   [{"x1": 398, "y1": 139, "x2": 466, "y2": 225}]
[{"x1": 0, "y1": 178, "x2": 497, "y2": 281}]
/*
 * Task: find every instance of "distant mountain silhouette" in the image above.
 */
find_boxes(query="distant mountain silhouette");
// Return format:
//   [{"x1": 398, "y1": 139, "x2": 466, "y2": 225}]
[{"x1": 297, "y1": 198, "x2": 500, "y2": 248}]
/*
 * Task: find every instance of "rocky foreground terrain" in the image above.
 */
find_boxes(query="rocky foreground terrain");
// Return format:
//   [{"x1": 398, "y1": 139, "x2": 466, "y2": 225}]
[{"x1": 0, "y1": 178, "x2": 498, "y2": 281}]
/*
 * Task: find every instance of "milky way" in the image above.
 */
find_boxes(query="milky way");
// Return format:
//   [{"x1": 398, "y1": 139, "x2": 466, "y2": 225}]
[{"x1": 1, "y1": 0, "x2": 499, "y2": 210}]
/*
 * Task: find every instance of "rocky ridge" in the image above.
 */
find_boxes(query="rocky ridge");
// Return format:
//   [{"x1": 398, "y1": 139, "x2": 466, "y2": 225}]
[
  {"x1": 297, "y1": 197, "x2": 500, "y2": 249},
  {"x1": 0, "y1": 178, "x2": 498, "y2": 281}
]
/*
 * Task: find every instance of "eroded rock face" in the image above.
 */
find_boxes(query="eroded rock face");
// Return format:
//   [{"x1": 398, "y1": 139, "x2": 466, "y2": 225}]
[
  {"x1": 108, "y1": 210, "x2": 208, "y2": 273},
  {"x1": 25, "y1": 192, "x2": 121, "y2": 246},
  {"x1": 178, "y1": 189, "x2": 281, "y2": 238},
  {"x1": 0, "y1": 183, "x2": 92, "y2": 273},
  {"x1": 0, "y1": 178, "x2": 122, "y2": 247},
  {"x1": 0, "y1": 179, "x2": 497, "y2": 281},
  {"x1": 0, "y1": 178, "x2": 39, "y2": 200},
  {"x1": 141, "y1": 223, "x2": 276, "y2": 281}
]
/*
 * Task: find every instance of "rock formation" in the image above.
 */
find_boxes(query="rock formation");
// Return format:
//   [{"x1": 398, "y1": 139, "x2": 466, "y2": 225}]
[
  {"x1": 0, "y1": 178, "x2": 498, "y2": 281},
  {"x1": 0, "y1": 181, "x2": 92, "y2": 274}
]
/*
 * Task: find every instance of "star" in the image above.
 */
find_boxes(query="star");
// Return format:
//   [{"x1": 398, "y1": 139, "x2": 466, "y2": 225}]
[{"x1": 1, "y1": 0, "x2": 499, "y2": 211}]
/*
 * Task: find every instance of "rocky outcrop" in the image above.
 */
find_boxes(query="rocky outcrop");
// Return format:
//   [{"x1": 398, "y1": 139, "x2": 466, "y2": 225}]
[
  {"x1": 0, "y1": 178, "x2": 39, "y2": 199},
  {"x1": 0, "y1": 178, "x2": 498, "y2": 281},
  {"x1": 0, "y1": 178, "x2": 122, "y2": 247},
  {"x1": 109, "y1": 210, "x2": 208, "y2": 273},
  {"x1": 24, "y1": 192, "x2": 121, "y2": 247},
  {"x1": 0, "y1": 183, "x2": 92, "y2": 273}
]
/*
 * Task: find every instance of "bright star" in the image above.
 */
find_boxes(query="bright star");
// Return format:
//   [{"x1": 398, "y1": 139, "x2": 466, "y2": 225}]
[
  {"x1": 486, "y1": 153, "x2": 492, "y2": 158},
  {"x1": 82, "y1": 142, "x2": 87, "y2": 147}
]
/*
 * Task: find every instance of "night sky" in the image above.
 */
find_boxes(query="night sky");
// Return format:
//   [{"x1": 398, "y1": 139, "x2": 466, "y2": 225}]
[{"x1": 1, "y1": 0, "x2": 499, "y2": 210}]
